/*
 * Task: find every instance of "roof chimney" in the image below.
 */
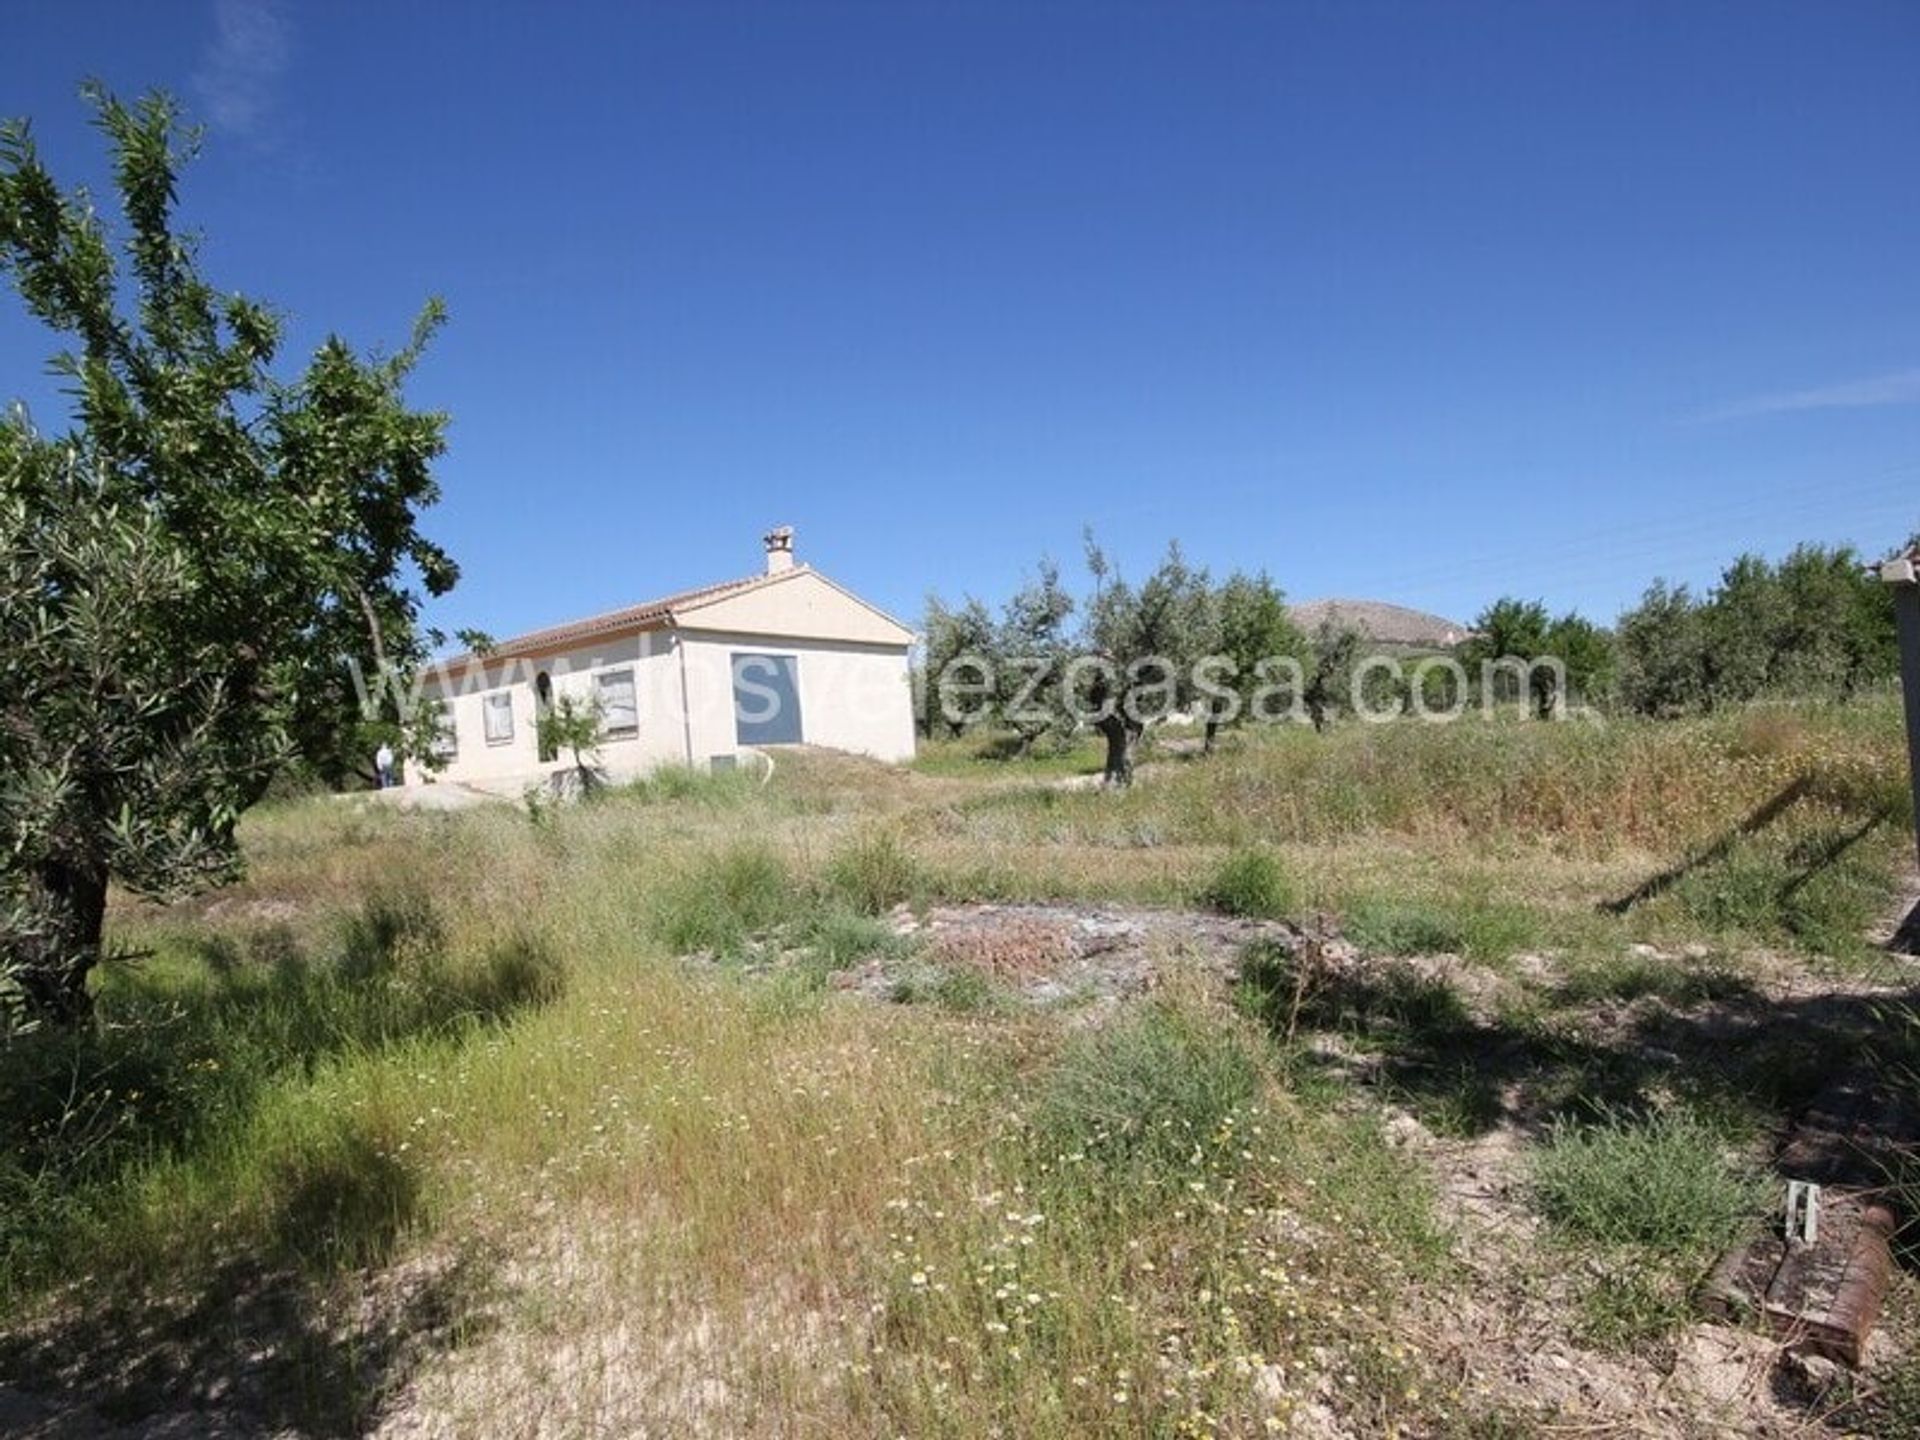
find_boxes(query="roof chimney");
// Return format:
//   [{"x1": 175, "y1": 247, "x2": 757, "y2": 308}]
[{"x1": 763, "y1": 525, "x2": 795, "y2": 574}]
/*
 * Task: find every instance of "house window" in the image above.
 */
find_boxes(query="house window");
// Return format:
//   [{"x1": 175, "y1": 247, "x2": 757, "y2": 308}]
[
  {"x1": 596, "y1": 667, "x2": 638, "y2": 739},
  {"x1": 432, "y1": 707, "x2": 459, "y2": 760},
  {"x1": 483, "y1": 691, "x2": 515, "y2": 745},
  {"x1": 535, "y1": 671, "x2": 556, "y2": 762}
]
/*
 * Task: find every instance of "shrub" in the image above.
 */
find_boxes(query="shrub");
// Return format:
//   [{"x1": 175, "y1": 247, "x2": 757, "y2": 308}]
[
  {"x1": 823, "y1": 831, "x2": 922, "y2": 916},
  {"x1": 1531, "y1": 1106, "x2": 1763, "y2": 1253},
  {"x1": 1029, "y1": 1001, "x2": 1260, "y2": 1182},
  {"x1": 648, "y1": 846, "x2": 793, "y2": 957},
  {"x1": 1200, "y1": 848, "x2": 1296, "y2": 919}
]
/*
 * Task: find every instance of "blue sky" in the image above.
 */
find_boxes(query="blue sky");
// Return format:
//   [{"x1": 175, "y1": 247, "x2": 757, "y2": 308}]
[{"x1": 4, "y1": 1, "x2": 1918, "y2": 638}]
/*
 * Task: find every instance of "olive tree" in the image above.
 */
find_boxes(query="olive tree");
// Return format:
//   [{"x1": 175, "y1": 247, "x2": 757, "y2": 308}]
[
  {"x1": 1080, "y1": 536, "x2": 1213, "y2": 785},
  {"x1": 1199, "y1": 570, "x2": 1307, "y2": 751},
  {"x1": 0, "y1": 88, "x2": 459, "y2": 1024}
]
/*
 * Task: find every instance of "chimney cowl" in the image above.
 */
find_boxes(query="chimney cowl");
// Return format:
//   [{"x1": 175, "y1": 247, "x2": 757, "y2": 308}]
[{"x1": 763, "y1": 525, "x2": 795, "y2": 574}]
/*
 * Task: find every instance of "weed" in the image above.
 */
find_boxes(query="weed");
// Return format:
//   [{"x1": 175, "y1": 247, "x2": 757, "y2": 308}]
[
  {"x1": 1028, "y1": 1001, "x2": 1260, "y2": 1184},
  {"x1": 1199, "y1": 847, "x2": 1296, "y2": 919},
  {"x1": 823, "y1": 831, "x2": 922, "y2": 915},
  {"x1": 1531, "y1": 1106, "x2": 1764, "y2": 1253},
  {"x1": 1344, "y1": 893, "x2": 1539, "y2": 961},
  {"x1": 648, "y1": 845, "x2": 793, "y2": 956},
  {"x1": 888, "y1": 961, "x2": 1002, "y2": 1012},
  {"x1": 790, "y1": 905, "x2": 903, "y2": 969}
]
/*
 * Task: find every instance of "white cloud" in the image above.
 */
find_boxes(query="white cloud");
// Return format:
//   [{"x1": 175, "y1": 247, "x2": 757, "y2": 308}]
[
  {"x1": 1698, "y1": 367, "x2": 1920, "y2": 423},
  {"x1": 194, "y1": 0, "x2": 291, "y2": 138}
]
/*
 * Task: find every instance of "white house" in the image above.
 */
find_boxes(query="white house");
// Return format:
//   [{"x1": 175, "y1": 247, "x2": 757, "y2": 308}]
[{"x1": 410, "y1": 528, "x2": 916, "y2": 792}]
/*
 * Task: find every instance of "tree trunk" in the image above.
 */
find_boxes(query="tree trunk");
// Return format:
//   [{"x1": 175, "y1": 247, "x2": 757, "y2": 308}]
[
  {"x1": 13, "y1": 860, "x2": 107, "y2": 1024},
  {"x1": 1097, "y1": 713, "x2": 1139, "y2": 787},
  {"x1": 1203, "y1": 717, "x2": 1220, "y2": 755}
]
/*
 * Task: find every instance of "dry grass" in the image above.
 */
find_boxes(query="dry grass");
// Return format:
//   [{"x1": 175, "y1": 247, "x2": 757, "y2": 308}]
[{"x1": 2, "y1": 700, "x2": 1915, "y2": 1435}]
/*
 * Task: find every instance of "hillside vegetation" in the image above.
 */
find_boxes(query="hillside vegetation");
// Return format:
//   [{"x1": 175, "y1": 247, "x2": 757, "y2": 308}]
[{"x1": 3, "y1": 700, "x2": 1918, "y2": 1436}]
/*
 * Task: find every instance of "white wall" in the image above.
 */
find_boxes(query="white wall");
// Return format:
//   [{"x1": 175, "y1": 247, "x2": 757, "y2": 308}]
[
  {"x1": 681, "y1": 568, "x2": 914, "y2": 647},
  {"x1": 675, "y1": 629, "x2": 917, "y2": 766},
  {"x1": 417, "y1": 630, "x2": 683, "y2": 791},
  {"x1": 413, "y1": 624, "x2": 915, "y2": 790}
]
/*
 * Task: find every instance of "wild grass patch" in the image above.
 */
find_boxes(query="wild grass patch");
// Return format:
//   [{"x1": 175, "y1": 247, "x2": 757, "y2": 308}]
[
  {"x1": 1027, "y1": 1000, "x2": 1261, "y2": 1187},
  {"x1": 646, "y1": 845, "x2": 794, "y2": 957},
  {"x1": 1530, "y1": 1106, "x2": 1766, "y2": 1351},
  {"x1": 823, "y1": 830, "x2": 923, "y2": 915},
  {"x1": 1342, "y1": 893, "x2": 1541, "y2": 961},
  {"x1": 1532, "y1": 1107, "x2": 1763, "y2": 1251},
  {"x1": 1198, "y1": 847, "x2": 1296, "y2": 919}
]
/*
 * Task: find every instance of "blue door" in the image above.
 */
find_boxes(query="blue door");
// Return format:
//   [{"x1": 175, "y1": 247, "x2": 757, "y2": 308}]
[{"x1": 732, "y1": 652, "x2": 804, "y2": 745}]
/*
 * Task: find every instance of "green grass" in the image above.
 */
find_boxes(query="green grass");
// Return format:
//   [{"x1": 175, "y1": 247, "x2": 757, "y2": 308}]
[
  {"x1": 1198, "y1": 847, "x2": 1297, "y2": 919},
  {"x1": 1342, "y1": 893, "x2": 1543, "y2": 961},
  {"x1": 5, "y1": 697, "x2": 1913, "y2": 1434},
  {"x1": 1027, "y1": 1000, "x2": 1262, "y2": 1187},
  {"x1": 1661, "y1": 825, "x2": 1899, "y2": 960},
  {"x1": 1531, "y1": 1106, "x2": 1768, "y2": 1352},
  {"x1": 646, "y1": 844, "x2": 794, "y2": 956},
  {"x1": 823, "y1": 829, "x2": 923, "y2": 915},
  {"x1": 1532, "y1": 1107, "x2": 1764, "y2": 1251},
  {"x1": 887, "y1": 960, "x2": 1004, "y2": 1011},
  {"x1": 911, "y1": 730, "x2": 1105, "y2": 779},
  {"x1": 0, "y1": 890, "x2": 560, "y2": 1299}
]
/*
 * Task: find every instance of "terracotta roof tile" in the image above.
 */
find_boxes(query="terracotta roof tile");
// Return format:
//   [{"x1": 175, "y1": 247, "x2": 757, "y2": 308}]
[{"x1": 446, "y1": 566, "x2": 803, "y2": 667}]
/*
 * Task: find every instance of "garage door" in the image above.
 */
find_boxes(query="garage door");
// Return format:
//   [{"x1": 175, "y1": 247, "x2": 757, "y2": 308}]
[{"x1": 732, "y1": 652, "x2": 804, "y2": 746}]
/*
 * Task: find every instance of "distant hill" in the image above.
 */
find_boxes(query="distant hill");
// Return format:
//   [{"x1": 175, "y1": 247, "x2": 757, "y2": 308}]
[{"x1": 1288, "y1": 599, "x2": 1472, "y2": 650}]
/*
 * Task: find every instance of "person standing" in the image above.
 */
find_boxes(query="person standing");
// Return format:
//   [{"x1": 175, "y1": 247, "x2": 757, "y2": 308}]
[{"x1": 374, "y1": 742, "x2": 396, "y2": 789}]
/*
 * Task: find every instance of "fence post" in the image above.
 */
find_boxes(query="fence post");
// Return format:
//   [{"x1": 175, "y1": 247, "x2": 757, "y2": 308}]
[{"x1": 1881, "y1": 555, "x2": 1920, "y2": 873}]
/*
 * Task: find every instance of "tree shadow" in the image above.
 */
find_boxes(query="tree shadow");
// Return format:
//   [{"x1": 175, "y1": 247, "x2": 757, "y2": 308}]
[
  {"x1": 0, "y1": 1121, "x2": 495, "y2": 1435},
  {"x1": 0, "y1": 894, "x2": 556, "y2": 1431},
  {"x1": 1602, "y1": 775, "x2": 1812, "y2": 915},
  {"x1": 1888, "y1": 897, "x2": 1920, "y2": 957},
  {"x1": 1242, "y1": 941, "x2": 1918, "y2": 1156}
]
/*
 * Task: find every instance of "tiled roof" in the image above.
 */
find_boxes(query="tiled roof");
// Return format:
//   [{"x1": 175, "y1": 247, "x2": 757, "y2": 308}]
[{"x1": 446, "y1": 566, "x2": 805, "y2": 667}]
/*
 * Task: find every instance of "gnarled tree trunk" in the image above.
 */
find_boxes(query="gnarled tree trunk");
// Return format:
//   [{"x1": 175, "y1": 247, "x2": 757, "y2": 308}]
[
  {"x1": 1097, "y1": 713, "x2": 1141, "y2": 787},
  {"x1": 12, "y1": 860, "x2": 107, "y2": 1024}
]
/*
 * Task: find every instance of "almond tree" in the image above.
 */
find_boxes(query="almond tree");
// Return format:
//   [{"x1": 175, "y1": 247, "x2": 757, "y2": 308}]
[{"x1": 0, "y1": 88, "x2": 459, "y2": 1024}]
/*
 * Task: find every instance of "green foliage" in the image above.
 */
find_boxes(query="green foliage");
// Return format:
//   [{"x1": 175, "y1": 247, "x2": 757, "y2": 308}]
[
  {"x1": 1204, "y1": 570, "x2": 1308, "y2": 740},
  {"x1": 1343, "y1": 894, "x2": 1541, "y2": 961},
  {"x1": 647, "y1": 846, "x2": 794, "y2": 957},
  {"x1": 823, "y1": 831, "x2": 922, "y2": 915},
  {"x1": 918, "y1": 594, "x2": 998, "y2": 738},
  {"x1": 1459, "y1": 599, "x2": 1551, "y2": 718},
  {"x1": 1462, "y1": 598, "x2": 1611, "y2": 717},
  {"x1": 1619, "y1": 547, "x2": 1895, "y2": 717},
  {"x1": 1530, "y1": 1107, "x2": 1763, "y2": 1252},
  {"x1": 0, "y1": 897, "x2": 558, "y2": 1293},
  {"x1": 535, "y1": 694, "x2": 605, "y2": 793},
  {"x1": 1615, "y1": 580, "x2": 1708, "y2": 717},
  {"x1": 983, "y1": 558, "x2": 1078, "y2": 755},
  {"x1": 1028, "y1": 1001, "x2": 1260, "y2": 1184},
  {"x1": 1200, "y1": 848, "x2": 1297, "y2": 919},
  {"x1": 0, "y1": 87, "x2": 459, "y2": 1021},
  {"x1": 1302, "y1": 619, "x2": 1363, "y2": 730}
]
